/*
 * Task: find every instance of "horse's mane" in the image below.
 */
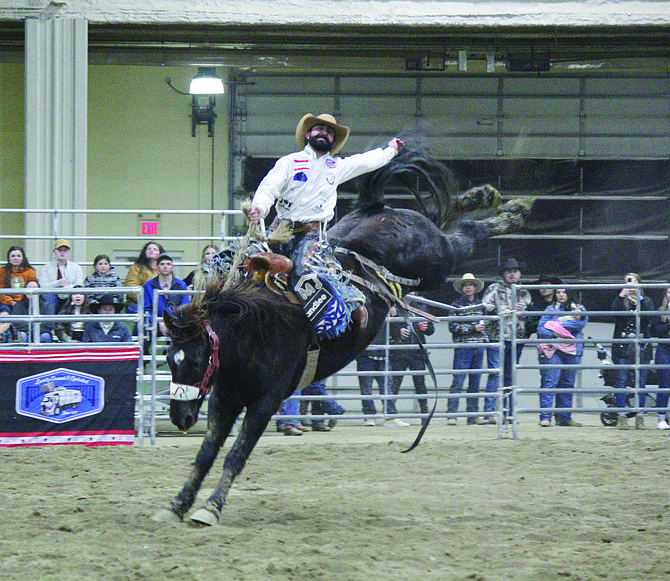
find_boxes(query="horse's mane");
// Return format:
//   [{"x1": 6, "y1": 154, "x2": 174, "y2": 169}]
[
  {"x1": 355, "y1": 147, "x2": 459, "y2": 230},
  {"x1": 170, "y1": 278, "x2": 306, "y2": 355}
]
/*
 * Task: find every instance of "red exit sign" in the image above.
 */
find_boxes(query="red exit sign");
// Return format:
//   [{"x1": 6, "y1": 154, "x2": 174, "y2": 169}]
[{"x1": 141, "y1": 222, "x2": 158, "y2": 235}]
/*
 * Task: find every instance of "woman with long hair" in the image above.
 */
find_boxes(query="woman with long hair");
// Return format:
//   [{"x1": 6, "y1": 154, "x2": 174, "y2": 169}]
[
  {"x1": 537, "y1": 286, "x2": 588, "y2": 427},
  {"x1": 124, "y1": 241, "x2": 164, "y2": 313},
  {"x1": 0, "y1": 245, "x2": 37, "y2": 312},
  {"x1": 56, "y1": 287, "x2": 91, "y2": 342},
  {"x1": 183, "y1": 244, "x2": 218, "y2": 291}
]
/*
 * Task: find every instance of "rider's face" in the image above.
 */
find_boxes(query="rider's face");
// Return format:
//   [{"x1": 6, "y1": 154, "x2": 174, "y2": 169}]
[{"x1": 306, "y1": 125, "x2": 335, "y2": 151}]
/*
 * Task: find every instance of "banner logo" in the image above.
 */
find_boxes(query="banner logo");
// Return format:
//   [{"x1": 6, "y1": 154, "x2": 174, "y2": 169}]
[{"x1": 16, "y1": 368, "x2": 105, "y2": 424}]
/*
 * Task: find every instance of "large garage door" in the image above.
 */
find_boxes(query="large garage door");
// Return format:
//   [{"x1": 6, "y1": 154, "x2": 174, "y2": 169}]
[
  {"x1": 233, "y1": 72, "x2": 669, "y2": 164},
  {"x1": 231, "y1": 72, "x2": 670, "y2": 303}
]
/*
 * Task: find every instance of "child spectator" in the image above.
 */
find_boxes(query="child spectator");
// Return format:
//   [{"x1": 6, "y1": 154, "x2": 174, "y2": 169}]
[
  {"x1": 0, "y1": 311, "x2": 18, "y2": 343},
  {"x1": 84, "y1": 254, "x2": 123, "y2": 303},
  {"x1": 82, "y1": 295, "x2": 132, "y2": 343},
  {"x1": 0, "y1": 245, "x2": 37, "y2": 313},
  {"x1": 124, "y1": 241, "x2": 164, "y2": 314},
  {"x1": 184, "y1": 244, "x2": 219, "y2": 291},
  {"x1": 12, "y1": 280, "x2": 54, "y2": 343},
  {"x1": 56, "y1": 286, "x2": 91, "y2": 342}
]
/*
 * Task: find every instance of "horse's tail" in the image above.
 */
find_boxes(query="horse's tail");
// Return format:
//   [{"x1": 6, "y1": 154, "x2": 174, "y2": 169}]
[{"x1": 355, "y1": 147, "x2": 457, "y2": 227}]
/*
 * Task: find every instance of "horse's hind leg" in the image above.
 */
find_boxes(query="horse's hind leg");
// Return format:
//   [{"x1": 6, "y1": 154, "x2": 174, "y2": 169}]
[
  {"x1": 152, "y1": 395, "x2": 241, "y2": 523},
  {"x1": 484, "y1": 197, "x2": 534, "y2": 236},
  {"x1": 189, "y1": 398, "x2": 278, "y2": 527},
  {"x1": 456, "y1": 184, "x2": 501, "y2": 213}
]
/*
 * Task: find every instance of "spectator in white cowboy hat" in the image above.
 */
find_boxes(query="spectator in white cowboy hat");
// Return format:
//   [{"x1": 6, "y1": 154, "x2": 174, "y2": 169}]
[
  {"x1": 38, "y1": 239, "x2": 84, "y2": 312},
  {"x1": 447, "y1": 274, "x2": 488, "y2": 425},
  {"x1": 246, "y1": 113, "x2": 404, "y2": 338}
]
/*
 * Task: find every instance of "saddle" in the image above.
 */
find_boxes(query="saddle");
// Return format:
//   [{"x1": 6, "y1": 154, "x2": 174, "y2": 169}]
[
  {"x1": 243, "y1": 252, "x2": 296, "y2": 298},
  {"x1": 243, "y1": 252, "x2": 366, "y2": 333}
]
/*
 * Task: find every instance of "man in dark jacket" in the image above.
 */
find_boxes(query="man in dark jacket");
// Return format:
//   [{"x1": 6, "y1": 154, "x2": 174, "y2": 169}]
[
  {"x1": 389, "y1": 296, "x2": 435, "y2": 426},
  {"x1": 83, "y1": 294, "x2": 132, "y2": 343}
]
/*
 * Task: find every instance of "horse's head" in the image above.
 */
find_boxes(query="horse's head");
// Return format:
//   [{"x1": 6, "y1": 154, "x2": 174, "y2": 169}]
[{"x1": 164, "y1": 304, "x2": 219, "y2": 431}]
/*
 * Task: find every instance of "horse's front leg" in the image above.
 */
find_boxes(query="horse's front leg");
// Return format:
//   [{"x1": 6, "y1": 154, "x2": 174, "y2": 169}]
[
  {"x1": 152, "y1": 393, "x2": 240, "y2": 523},
  {"x1": 189, "y1": 396, "x2": 279, "y2": 527}
]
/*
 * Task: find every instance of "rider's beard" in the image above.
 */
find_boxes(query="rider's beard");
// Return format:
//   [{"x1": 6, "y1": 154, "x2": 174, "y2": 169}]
[{"x1": 308, "y1": 134, "x2": 333, "y2": 153}]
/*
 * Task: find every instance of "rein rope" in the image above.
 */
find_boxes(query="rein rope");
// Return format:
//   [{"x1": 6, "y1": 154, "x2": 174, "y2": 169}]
[
  {"x1": 195, "y1": 322, "x2": 220, "y2": 398},
  {"x1": 222, "y1": 219, "x2": 265, "y2": 292},
  {"x1": 334, "y1": 247, "x2": 440, "y2": 453}
]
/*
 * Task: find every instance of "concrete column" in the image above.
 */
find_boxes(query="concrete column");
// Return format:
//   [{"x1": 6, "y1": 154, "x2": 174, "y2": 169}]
[{"x1": 24, "y1": 17, "x2": 87, "y2": 264}]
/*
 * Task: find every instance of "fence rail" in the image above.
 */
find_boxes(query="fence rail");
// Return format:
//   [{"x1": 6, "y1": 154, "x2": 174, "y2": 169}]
[{"x1": 3, "y1": 282, "x2": 670, "y2": 443}]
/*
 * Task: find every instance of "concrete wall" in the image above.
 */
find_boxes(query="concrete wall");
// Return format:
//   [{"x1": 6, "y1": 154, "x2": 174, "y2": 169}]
[
  {"x1": 87, "y1": 64, "x2": 229, "y2": 270},
  {"x1": 0, "y1": 63, "x2": 25, "y2": 251},
  {"x1": 0, "y1": 62, "x2": 229, "y2": 271}
]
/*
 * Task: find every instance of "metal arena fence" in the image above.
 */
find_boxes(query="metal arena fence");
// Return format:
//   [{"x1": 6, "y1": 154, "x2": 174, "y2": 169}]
[{"x1": 2, "y1": 282, "x2": 669, "y2": 442}]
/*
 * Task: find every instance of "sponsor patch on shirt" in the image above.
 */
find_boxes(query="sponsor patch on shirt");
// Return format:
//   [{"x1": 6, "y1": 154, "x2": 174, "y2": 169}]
[
  {"x1": 325, "y1": 158, "x2": 337, "y2": 168},
  {"x1": 293, "y1": 172, "x2": 308, "y2": 182}
]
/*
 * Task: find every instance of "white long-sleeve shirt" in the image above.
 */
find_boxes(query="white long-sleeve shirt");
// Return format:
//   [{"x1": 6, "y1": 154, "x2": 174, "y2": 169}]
[{"x1": 252, "y1": 144, "x2": 397, "y2": 223}]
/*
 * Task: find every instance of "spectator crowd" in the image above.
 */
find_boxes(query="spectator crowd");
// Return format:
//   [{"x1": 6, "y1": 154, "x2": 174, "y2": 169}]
[{"x1": 2, "y1": 241, "x2": 669, "y2": 435}]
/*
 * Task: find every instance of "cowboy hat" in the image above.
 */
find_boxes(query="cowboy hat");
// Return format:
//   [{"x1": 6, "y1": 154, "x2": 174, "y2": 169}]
[
  {"x1": 89, "y1": 294, "x2": 124, "y2": 314},
  {"x1": 500, "y1": 257, "x2": 523, "y2": 273},
  {"x1": 295, "y1": 113, "x2": 350, "y2": 155},
  {"x1": 453, "y1": 273, "x2": 485, "y2": 294}
]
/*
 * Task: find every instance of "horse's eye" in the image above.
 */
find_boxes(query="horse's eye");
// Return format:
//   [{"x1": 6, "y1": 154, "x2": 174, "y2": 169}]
[{"x1": 173, "y1": 349, "x2": 185, "y2": 365}]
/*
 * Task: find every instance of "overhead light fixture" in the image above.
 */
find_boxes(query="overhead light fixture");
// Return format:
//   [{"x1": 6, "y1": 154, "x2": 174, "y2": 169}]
[
  {"x1": 165, "y1": 68, "x2": 224, "y2": 137},
  {"x1": 189, "y1": 67, "x2": 224, "y2": 95}
]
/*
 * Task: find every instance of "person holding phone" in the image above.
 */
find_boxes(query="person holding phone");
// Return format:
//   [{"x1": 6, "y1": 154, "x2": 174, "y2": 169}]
[{"x1": 611, "y1": 272, "x2": 655, "y2": 430}]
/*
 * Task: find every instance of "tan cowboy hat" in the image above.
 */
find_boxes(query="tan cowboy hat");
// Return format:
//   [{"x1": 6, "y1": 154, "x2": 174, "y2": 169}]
[
  {"x1": 295, "y1": 113, "x2": 350, "y2": 155},
  {"x1": 453, "y1": 273, "x2": 485, "y2": 294}
]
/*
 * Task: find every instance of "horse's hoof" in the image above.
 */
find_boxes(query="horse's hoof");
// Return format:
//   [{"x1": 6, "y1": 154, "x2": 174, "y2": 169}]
[
  {"x1": 189, "y1": 507, "x2": 219, "y2": 527},
  {"x1": 151, "y1": 508, "x2": 183, "y2": 524}
]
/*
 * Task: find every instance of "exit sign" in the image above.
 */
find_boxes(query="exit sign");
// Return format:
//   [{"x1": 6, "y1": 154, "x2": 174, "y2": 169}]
[{"x1": 141, "y1": 222, "x2": 158, "y2": 235}]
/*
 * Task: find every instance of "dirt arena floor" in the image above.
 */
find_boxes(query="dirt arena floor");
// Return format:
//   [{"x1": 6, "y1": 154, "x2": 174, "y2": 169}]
[{"x1": 2, "y1": 415, "x2": 670, "y2": 581}]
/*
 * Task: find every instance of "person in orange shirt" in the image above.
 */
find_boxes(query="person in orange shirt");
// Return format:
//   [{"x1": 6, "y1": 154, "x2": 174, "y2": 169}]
[{"x1": 0, "y1": 246, "x2": 37, "y2": 313}]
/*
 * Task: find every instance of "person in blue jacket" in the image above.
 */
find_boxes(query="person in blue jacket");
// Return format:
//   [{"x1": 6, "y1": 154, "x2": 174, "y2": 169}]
[
  {"x1": 83, "y1": 294, "x2": 132, "y2": 343},
  {"x1": 143, "y1": 253, "x2": 189, "y2": 338},
  {"x1": 537, "y1": 286, "x2": 588, "y2": 427}
]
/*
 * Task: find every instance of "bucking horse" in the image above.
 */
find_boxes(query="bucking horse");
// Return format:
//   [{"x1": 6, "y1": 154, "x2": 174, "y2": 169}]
[{"x1": 152, "y1": 149, "x2": 532, "y2": 526}]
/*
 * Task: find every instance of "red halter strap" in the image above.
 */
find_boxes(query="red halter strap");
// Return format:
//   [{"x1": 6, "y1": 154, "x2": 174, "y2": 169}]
[{"x1": 194, "y1": 322, "x2": 220, "y2": 398}]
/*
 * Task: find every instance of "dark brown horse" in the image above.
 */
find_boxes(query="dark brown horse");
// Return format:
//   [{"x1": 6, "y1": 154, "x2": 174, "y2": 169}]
[{"x1": 153, "y1": 150, "x2": 531, "y2": 526}]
